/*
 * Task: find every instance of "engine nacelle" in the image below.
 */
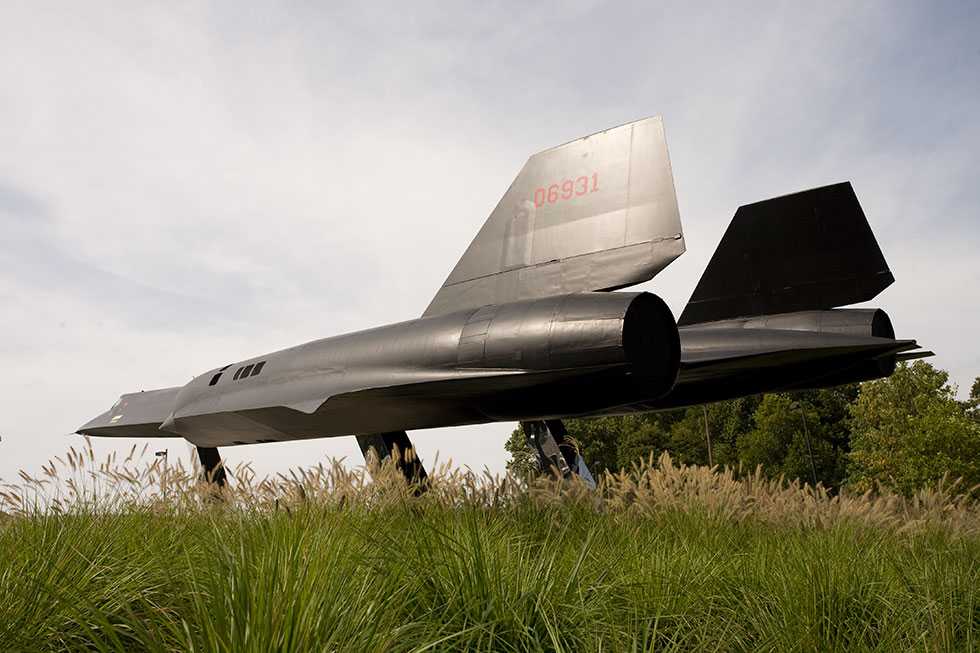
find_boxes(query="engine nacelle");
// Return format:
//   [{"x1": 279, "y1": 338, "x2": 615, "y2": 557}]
[
  {"x1": 701, "y1": 308, "x2": 895, "y2": 340},
  {"x1": 758, "y1": 309, "x2": 897, "y2": 389},
  {"x1": 457, "y1": 291, "x2": 679, "y2": 390},
  {"x1": 690, "y1": 308, "x2": 899, "y2": 391}
]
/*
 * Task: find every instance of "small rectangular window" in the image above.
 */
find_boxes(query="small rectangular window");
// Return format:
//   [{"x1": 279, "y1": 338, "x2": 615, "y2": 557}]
[
  {"x1": 241, "y1": 364, "x2": 254, "y2": 378},
  {"x1": 233, "y1": 367, "x2": 244, "y2": 380},
  {"x1": 208, "y1": 373, "x2": 222, "y2": 386},
  {"x1": 251, "y1": 361, "x2": 266, "y2": 376}
]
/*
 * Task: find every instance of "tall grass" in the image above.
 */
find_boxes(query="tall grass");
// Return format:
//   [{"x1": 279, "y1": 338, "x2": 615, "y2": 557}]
[{"x1": 1, "y1": 441, "x2": 979, "y2": 652}]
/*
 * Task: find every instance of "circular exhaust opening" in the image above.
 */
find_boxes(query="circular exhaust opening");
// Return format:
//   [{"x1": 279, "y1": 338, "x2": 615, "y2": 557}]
[
  {"x1": 623, "y1": 292, "x2": 680, "y2": 395},
  {"x1": 871, "y1": 309, "x2": 895, "y2": 340}
]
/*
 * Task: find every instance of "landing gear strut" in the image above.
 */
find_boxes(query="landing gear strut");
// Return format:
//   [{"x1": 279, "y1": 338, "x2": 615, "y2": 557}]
[
  {"x1": 356, "y1": 431, "x2": 428, "y2": 493},
  {"x1": 196, "y1": 446, "x2": 227, "y2": 487},
  {"x1": 521, "y1": 419, "x2": 596, "y2": 488}
]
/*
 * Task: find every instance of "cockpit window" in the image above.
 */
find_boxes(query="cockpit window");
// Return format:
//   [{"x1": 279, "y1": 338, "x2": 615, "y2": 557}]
[{"x1": 219, "y1": 362, "x2": 266, "y2": 384}]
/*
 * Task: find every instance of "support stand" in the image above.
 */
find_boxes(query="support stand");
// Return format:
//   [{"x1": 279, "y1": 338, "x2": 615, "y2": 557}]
[
  {"x1": 196, "y1": 446, "x2": 227, "y2": 487},
  {"x1": 521, "y1": 419, "x2": 596, "y2": 488},
  {"x1": 356, "y1": 431, "x2": 428, "y2": 493}
]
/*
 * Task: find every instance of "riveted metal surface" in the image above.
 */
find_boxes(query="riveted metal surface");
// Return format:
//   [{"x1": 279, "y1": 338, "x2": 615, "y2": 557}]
[
  {"x1": 457, "y1": 305, "x2": 497, "y2": 366},
  {"x1": 695, "y1": 309, "x2": 894, "y2": 339},
  {"x1": 76, "y1": 117, "x2": 924, "y2": 453},
  {"x1": 679, "y1": 183, "x2": 894, "y2": 325},
  {"x1": 425, "y1": 116, "x2": 684, "y2": 317}
]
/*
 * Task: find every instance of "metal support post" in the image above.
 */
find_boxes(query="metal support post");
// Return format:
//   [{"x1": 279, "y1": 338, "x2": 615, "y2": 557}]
[
  {"x1": 520, "y1": 419, "x2": 596, "y2": 488},
  {"x1": 196, "y1": 446, "x2": 227, "y2": 487},
  {"x1": 356, "y1": 431, "x2": 428, "y2": 493}
]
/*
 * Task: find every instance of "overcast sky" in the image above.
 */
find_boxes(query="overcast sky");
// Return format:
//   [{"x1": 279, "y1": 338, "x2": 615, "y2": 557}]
[{"x1": 2, "y1": 1, "x2": 978, "y2": 483}]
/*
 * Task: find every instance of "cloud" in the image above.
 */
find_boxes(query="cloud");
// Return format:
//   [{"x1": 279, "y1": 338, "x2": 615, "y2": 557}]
[{"x1": 1, "y1": 1, "x2": 977, "y2": 482}]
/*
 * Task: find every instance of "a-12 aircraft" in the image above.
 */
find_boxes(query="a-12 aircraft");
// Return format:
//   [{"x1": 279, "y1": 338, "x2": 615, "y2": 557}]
[{"x1": 78, "y1": 117, "x2": 928, "y2": 485}]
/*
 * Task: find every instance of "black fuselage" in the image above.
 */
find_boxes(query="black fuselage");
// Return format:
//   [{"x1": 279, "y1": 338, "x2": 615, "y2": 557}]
[{"x1": 79, "y1": 293, "x2": 911, "y2": 448}]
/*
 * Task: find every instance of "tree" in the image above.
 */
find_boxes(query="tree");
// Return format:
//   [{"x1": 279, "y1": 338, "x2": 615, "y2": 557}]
[
  {"x1": 847, "y1": 361, "x2": 980, "y2": 495},
  {"x1": 963, "y1": 376, "x2": 980, "y2": 422},
  {"x1": 501, "y1": 362, "x2": 980, "y2": 497},
  {"x1": 561, "y1": 417, "x2": 628, "y2": 475},
  {"x1": 504, "y1": 414, "x2": 676, "y2": 477},
  {"x1": 503, "y1": 392, "x2": 841, "y2": 482},
  {"x1": 737, "y1": 393, "x2": 848, "y2": 487},
  {"x1": 668, "y1": 397, "x2": 761, "y2": 468},
  {"x1": 503, "y1": 417, "x2": 640, "y2": 477},
  {"x1": 503, "y1": 425, "x2": 539, "y2": 477},
  {"x1": 615, "y1": 416, "x2": 672, "y2": 470}
]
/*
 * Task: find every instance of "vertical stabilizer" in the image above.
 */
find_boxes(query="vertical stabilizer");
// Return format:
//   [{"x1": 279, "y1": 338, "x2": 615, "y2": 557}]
[
  {"x1": 679, "y1": 182, "x2": 894, "y2": 325},
  {"x1": 424, "y1": 117, "x2": 684, "y2": 317}
]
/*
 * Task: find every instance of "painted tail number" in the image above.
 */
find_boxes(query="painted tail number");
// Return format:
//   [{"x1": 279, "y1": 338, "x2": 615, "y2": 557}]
[{"x1": 533, "y1": 173, "x2": 599, "y2": 208}]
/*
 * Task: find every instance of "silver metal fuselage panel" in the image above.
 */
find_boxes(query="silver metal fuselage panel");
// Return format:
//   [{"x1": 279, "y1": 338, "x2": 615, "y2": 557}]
[
  {"x1": 80, "y1": 292, "x2": 680, "y2": 447},
  {"x1": 425, "y1": 116, "x2": 684, "y2": 317}
]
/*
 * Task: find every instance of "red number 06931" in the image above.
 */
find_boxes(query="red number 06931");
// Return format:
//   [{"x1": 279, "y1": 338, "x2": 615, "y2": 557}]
[{"x1": 533, "y1": 173, "x2": 599, "y2": 208}]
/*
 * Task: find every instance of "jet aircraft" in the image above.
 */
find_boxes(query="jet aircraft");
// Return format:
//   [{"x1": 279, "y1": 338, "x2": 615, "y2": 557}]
[{"x1": 78, "y1": 117, "x2": 927, "y2": 485}]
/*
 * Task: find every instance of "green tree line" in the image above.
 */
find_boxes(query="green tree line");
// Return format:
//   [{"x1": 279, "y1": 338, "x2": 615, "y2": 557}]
[{"x1": 506, "y1": 361, "x2": 980, "y2": 495}]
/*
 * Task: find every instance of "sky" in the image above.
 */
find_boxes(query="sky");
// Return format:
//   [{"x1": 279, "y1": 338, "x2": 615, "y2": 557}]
[{"x1": 1, "y1": 1, "x2": 978, "y2": 483}]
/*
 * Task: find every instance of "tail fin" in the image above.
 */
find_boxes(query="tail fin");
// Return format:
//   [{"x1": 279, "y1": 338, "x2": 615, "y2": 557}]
[
  {"x1": 423, "y1": 116, "x2": 684, "y2": 317},
  {"x1": 678, "y1": 182, "x2": 893, "y2": 326}
]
